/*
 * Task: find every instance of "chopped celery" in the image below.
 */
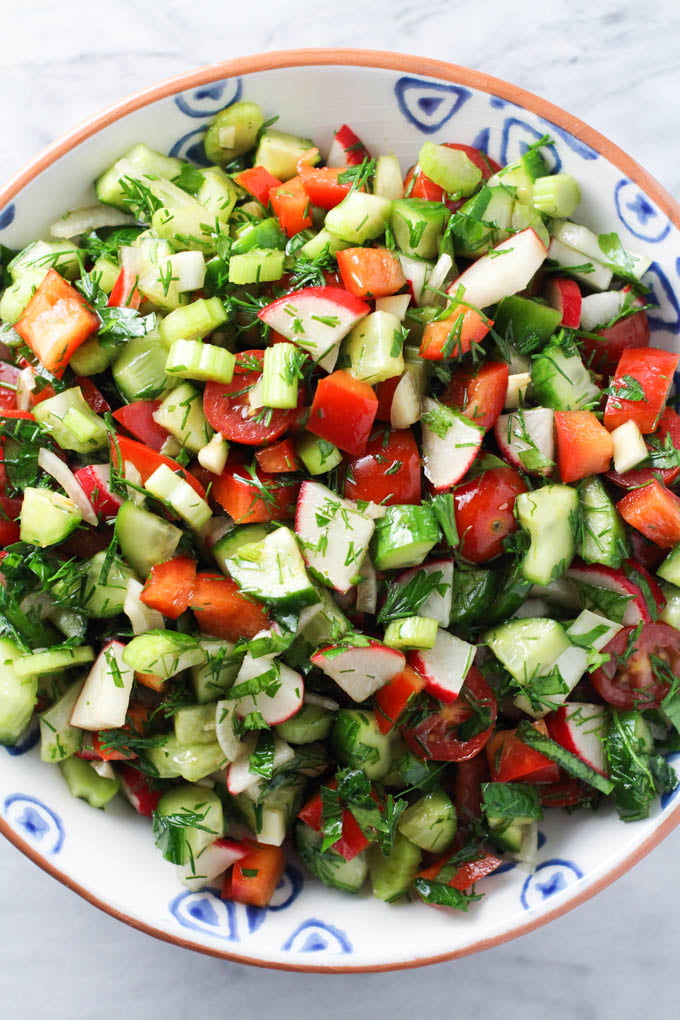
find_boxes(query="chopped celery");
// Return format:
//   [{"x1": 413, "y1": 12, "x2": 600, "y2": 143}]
[
  {"x1": 144, "y1": 464, "x2": 212, "y2": 530},
  {"x1": 165, "y1": 339, "x2": 235, "y2": 384},
  {"x1": 158, "y1": 297, "x2": 227, "y2": 346},
  {"x1": 262, "y1": 343, "x2": 303, "y2": 408}
]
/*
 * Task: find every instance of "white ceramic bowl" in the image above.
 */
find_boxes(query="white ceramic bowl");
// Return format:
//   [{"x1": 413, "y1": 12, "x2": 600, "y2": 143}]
[{"x1": 1, "y1": 49, "x2": 679, "y2": 972}]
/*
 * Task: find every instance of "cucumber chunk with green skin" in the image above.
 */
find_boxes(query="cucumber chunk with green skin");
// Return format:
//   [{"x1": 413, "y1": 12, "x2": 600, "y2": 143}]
[
  {"x1": 113, "y1": 336, "x2": 175, "y2": 402},
  {"x1": 295, "y1": 433, "x2": 343, "y2": 476},
  {"x1": 485, "y1": 569, "x2": 533, "y2": 626},
  {"x1": 254, "y1": 128, "x2": 318, "y2": 182},
  {"x1": 191, "y1": 638, "x2": 242, "y2": 704},
  {"x1": 333, "y1": 709, "x2": 394, "y2": 781},
  {"x1": 449, "y1": 567, "x2": 500, "y2": 628},
  {"x1": 59, "y1": 756, "x2": 120, "y2": 808},
  {"x1": 82, "y1": 551, "x2": 137, "y2": 618},
  {"x1": 515, "y1": 485, "x2": 579, "y2": 585},
  {"x1": 39, "y1": 680, "x2": 84, "y2": 762},
  {"x1": 226, "y1": 526, "x2": 318, "y2": 608},
  {"x1": 0, "y1": 638, "x2": 37, "y2": 745},
  {"x1": 203, "y1": 101, "x2": 265, "y2": 166},
  {"x1": 14, "y1": 646, "x2": 95, "y2": 678},
  {"x1": 448, "y1": 185, "x2": 514, "y2": 257},
  {"x1": 390, "y1": 198, "x2": 450, "y2": 258},
  {"x1": 228, "y1": 249, "x2": 286, "y2": 285},
  {"x1": 658, "y1": 544, "x2": 680, "y2": 588},
  {"x1": 531, "y1": 343, "x2": 600, "y2": 411},
  {"x1": 174, "y1": 704, "x2": 218, "y2": 746},
  {"x1": 195, "y1": 166, "x2": 239, "y2": 223},
  {"x1": 372, "y1": 504, "x2": 440, "y2": 571},
  {"x1": 367, "y1": 832, "x2": 422, "y2": 902},
  {"x1": 231, "y1": 217, "x2": 287, "y2": 254},
  {"x1": 33, "y1": 388, "x2": 108, "y2": 453},
  {"x1": 295, "y1": 822, "x2": 368, "y2": 893},
  {"x1": 20, "y1": 488, "x2": 82, "y2": 547},
  {"x1": 153, "y1": 784, "x2": 224, "y2": 865},
  {"x1": 325, "y1": 192, "x2": 392, "y2": 244},
  {"x1": 484, "y1": 617, "x2": 571, "y2": 684},
  {"x1": 70, "y1": 336, "x2": 117, "y2": 376},
  {"x1": 147, "y1": 735, "x2": 226, "y2": 782},
  {"x1": 577, "y1": 476, "x2": 628, "y2": 569},
  {"x1": 660, "y1": 582, "x2": 680, "y2": 630},
  {"x1": 115, "y1": 501, "x2": 182, "y2": 579},
  {"x1": 95, "y1": 143, "x2": 184, "y2": 209},
  {"x1": 493, "y1": 295, "x2": 562, "y2": 356},
  {"x1": 398, "y1": 788, "x2": 457, "y2": 853},
  {"x1": 123, "y1": 630, "x2": 206, "y2": 679},
  {"x1": 342, "y1": 310, "x2": 405, "y2": 385},
  {"x1": 383, "y1": 615, "x2": 439, "y2": 649},
  {"x1": 153, "y1": 381, "x2": 213, "y2": 453},
  {"x1": 275, "y1": 703, "x2": 335, "y2": 744},
  {"x1": 212, "y1": 524, "x2": 275, "y2": 570}
]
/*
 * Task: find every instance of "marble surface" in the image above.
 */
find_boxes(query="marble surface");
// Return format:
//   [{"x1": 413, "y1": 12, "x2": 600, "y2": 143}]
[{"x1": 1, "y1": 0, "x2": 679, "y2": 1015}]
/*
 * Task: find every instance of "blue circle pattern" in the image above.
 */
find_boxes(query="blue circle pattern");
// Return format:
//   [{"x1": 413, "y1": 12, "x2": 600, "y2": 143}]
[
  {"x1": 520, "y1": 858, "x2": 584, "y2": 911},
  {"x1": 3, "y1": 793, "x2": 64, "y2": 855},
  {"x1": 174, "y1": 79, "x2": 242, "y2": 118},
  {"x1": 168, "y1": 130, "x2": 213, "y2": 167},
  {"x1": 614, "y1": 179, "x2": 671, "y2": 243},
  {"x1": 644, "y1": 261, "x2": 680, "y2": 334}
]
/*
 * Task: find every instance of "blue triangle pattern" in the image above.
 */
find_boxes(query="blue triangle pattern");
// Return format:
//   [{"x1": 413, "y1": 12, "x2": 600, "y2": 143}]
[
  {"x1": 394, "y1": 76, "x2": 471, "y2": 134},
  {"x1": 281, "y1": 918, "x2": 353, "y2": 955}
]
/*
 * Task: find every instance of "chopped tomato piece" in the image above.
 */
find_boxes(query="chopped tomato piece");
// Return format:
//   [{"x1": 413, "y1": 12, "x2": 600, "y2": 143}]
[
  {"x1": 224, "y1": 842, "x2": 286, "y2": 907},
  {"x1": 190, "y1": 572, "x2": 269, "y2": 641},
  {"x1": 203, "y1": 350, "x2": 300, "y2": 446},
  {"x1": 75, "y1": 377, "x2": 111, "y2": 415},
  {"x1": 344, "y1": 426, "x2": 421, "y2": 506},
  {"x1": 0, "y1": 496, "x2": 22, "y2": 546},
  {"x1": 140, "y1": 556, "x2": 197, "y2": 619},
  {"x1": 0, "y1": 363, "x2": 20, "y2": 411},
  {"x1": 212, "y1": 465, "x2": 298, "y2": 524},
  {"x1": 336, "y1": 248, "x2": 406, "y2": 298},
  {"x1": 603, "y1": 347, "x2": 679, "y2": 434},
  {"x1": 617, "y1": 478, "x2": 680, "y2": 548},
  {"x1": 15, "y1": 268, "x2": 99, "y2": 377},
  {"x1": 555, "y1": 410, "x2": 614, "y2": 483},
  {"x1": 107, "y1": 268, "x2": 142, "y2": 310},
  {"x1": 416, "y1": 850, "x2": 503, "y2": 891},
  {"x1": 269, "y1": 176, "x2": 313, "y2": 237},
  {"x1": 234, "y1": 165, "x2": 281, "y2": 205},
  {"x1": 134, "y1": 672, "x2": 166, "y2": 692},
  {"x1": 401, "y1": 668, "x2": 497, "y2": 762},
  {"x1": 591, "y1": 621, "x2": 680, "y2": 708},
  {"x1": 374, "y1": 375, "x2": 401, "y2": 422},
  {"x1": 254, "y1": 438, "x2": 299, "y2": 474},
  {"x1": 454, "y1": 465, "x2": 527, "y2": 562},
  {"x1": 486, "y1": 721, "x2": 561, "y2": 784},
  {"x1": 374, "y1": 665, "x2": 427, "y2": 734},
  {"x1": 112, "y1": 400, "x2": 169, "y2": 452},
  {"x1": 441, "y1": 361, "x2": 509, "y2": 432},
  {"x1": 307, "y1": 370, "x2": 378, "y2": 456},
  {"x1": 298, "y1": 165, "x2": 353, "y2": 209},
  {"x1": 419, "y1": 306, "x2": 491, "y2": 360}
]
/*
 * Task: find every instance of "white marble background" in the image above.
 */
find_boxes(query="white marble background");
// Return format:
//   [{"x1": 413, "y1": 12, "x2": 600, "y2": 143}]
[{"x1": 1, "y1": 1, "x2": 679, "y2": 1016}]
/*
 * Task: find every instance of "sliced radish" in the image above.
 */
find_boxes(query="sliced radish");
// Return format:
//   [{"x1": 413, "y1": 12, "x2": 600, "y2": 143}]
[
  {"x1": 235, "y1": 660, "x2": 305, "y2": 726},
  {"x1": 74, "y1": 463, "x2": 123, "y2": 518},
  {"x1": 546, "y1": 702, "x2": 608, "y2": 775},
  {"x1": 304, "y1": 691, "x2": 340, "y2": 712},
  {"x1": 117, "y1": 763, "x2": 162, "y2": 817},
  {"x1": 327, "y1": 124, "x2": 370, "y2": 167},
  {"x1": 543, "y1": 276, "x2": 582, "y2": 328},
  {"x1": 408, "y1": 628, "x2": 475, "y2": 703},
  {"x1": 257, "y1": 286, "x2": 369, "y2": 362},
  {"x1": 395, "y1": 559, "x2": 454, "y2": 627},
  {"x1": 494, "y1": 407, "x2": 555, "y2": 477},
  {"x1": 566, "y1": 562, "x2": 663, "y2": 625},
  {"x1": 295, "y1": 481, "x2": 375, "y2": 593},
  {"x1": 399, "y1": 255, "x2": 430, "y2": 305},
  {"x1": 579, "y1": 291, "x2": 627, "y2": 332},
  {"x1": 177, "y1": 837, "x2": 248, "y2": 891},
  {"x1": 421, "y1": 397, "x2": 484, "y2": 490},
  {"x1": 446, "y1": 228, "x2": 547, "y2": 310},
  {"x1": 311, "y1": 640, "x2": 405, "y2": 703},
  {"x1": 70, "y1": 641, "x2": 135, "y2": 731}
]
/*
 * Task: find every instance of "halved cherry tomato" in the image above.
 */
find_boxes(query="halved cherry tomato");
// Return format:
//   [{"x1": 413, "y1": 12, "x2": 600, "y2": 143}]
[
  {"x1": 203, "y1": 350, "x2": 300, "y2": 446},
  {"x1": 0, "y1": 495, "x2": 22, "y2": 546},
  {"x1": 617, "y1": 478, "x2": 680, "y2": 548},
  {"x1": 580, "y1": 309, "x2": 651, "y2": 376},
  {"x1": 441, "y1": 361, "x2": 509, "y2": 432},
  {"x1": 112, "y1": 400, "x2": 169, "y2": 452},
  {"x1": 603, "y1": 347, "x2": 679, "y2": 434},
  {"x1": 343, "y1": 426, "x2": 421, "y2": 506},
  {"x1": 591, "y1": 622, "x2": 680, "y2": 709},
  {"x1": 307, "y1": 370, "x2": 378, "y2": 457},
  {"x1": 0, "y1": 363, "x2": 20, "y2": 411},
  {"x1": 454, "y1": 754, "x2": 490, "y2": 827},
  {"x1": 269, "y1": 176, "x2": 313, "y2": 237},
  {"x1": 234, "y1": 165, "x2": 281, "y2": 205},
  {"x1": 555, "y1": 410, "x2": 614, "y2": 484},
  {"x1": 628, "y1": 530, "x2": 667, "y2": 572},
  {"x1": 606, "y1": 407, "x2": 680, "y2": 489},
  {"x1": 212, "y1": 465, "x2": 298, "y2": 524},
  {"x1": 454, "y1": 466, "x2": 527, "y2": 563},
  {"x1": 416, "y1": 848, "x2": 503, "y2": 891},
  {"x1": 336, "y1": 248, "x2": 406, "y2": 298},
  {"x1": 14, "y1": 268, "x2": 99, "y2": 377},
  {"x1": 374, "y1": 375, "x2": 401, "y2": 422},
  {"x1": 419, "y1": 305, "x2": 491, "y2": 360},
  {"x1": 255, "y1": 438, "x2": 298, "y2": 474},
  {"x1": 298, "y1": 165, "x2": 353, "y2": 210},
  {"x1": 401, "y1": 667, "x2": 497, "y2": 762},
  {"x1": 486, "y1": 720, "x2": 560, "y2": 784},
  {"x1": 109, "y1": 435, "x2": 206, "y2": 499}
]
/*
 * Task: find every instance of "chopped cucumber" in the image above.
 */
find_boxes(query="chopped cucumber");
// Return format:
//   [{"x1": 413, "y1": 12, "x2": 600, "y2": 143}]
[
  {"x1": 14, "y1": 645, "x2": 94, "y2": 678},
  {"x1": 153, "y1": 382, "x2": 213, "y2": 454},
  {"x1": 254, "y1": 128, "x2": 318, "y2": 181},
  {"x1": 577, "y1": 476, "x2": 628, "y2": 568},
  {"x1": 275, "y1": 703, "x2": 334, "y2": 744},
  {"x1": 174, "y1": 703, "x2": 218, "y2": 746},
  {"x1": 191, "y1": 638, "x2": 242, "y2": 703},
  {"x1": 342, "y1": 310, "x2": 405, "y2": 385},
  {"x1": 531, "y1": 343, "x2": 600, "y2": 411},
  {"x1": 158, "y1": 297, "x2": 227, "y2": 347},
  {"x1": 418, "y1": 142, "x2": 482, "y2": 196},
  {"x1": 494, "y1": 295, "x2": 561, "y2": 355},
  {"x1": 372, "y1": 504, "x2": 440, "y2": 571},
  {"x1": 232, "y1": 217, "x2": 286, "y2": 254},
  {"x1": 147, "y1": 735, "x2": 225, "y2": 782},
  {"x1": 390, "y1": 198, "x2": 449, "y2": 258},
  {"x1": 95, "y1": 143, "x2": 184, "y2": 208},
  {"x1": 515, "y1": 485, "x2": 579, "y2": 585},
  {"x1": 39, "y1": 679, "x2": 84, "y2": 762},
  {"x1": 165, "y1": 339, "x2": 235, "y2": 385},
  {"x1": 229, "y1": 249, "x2": 286, "y2": 285},
  {"x1": 485, "y1": 617, "x2": 571, "y2": 684},
  {"x1": 113, "y1": 336, "x2": 175, "y2": 402},
  {"x1": 325, "y1": 192, "x2": 392, "y2": 244},
  {"x1": 20, "y1": 488, "x2": 82, "y2": 547},
  {"x1": 333, "y1": 709, "x2": 394, "y2": 781},
  {"x1": 82, "y1": 551, "x2": 137, "y2": 618},
  {"x1": 295, "y1": 823, "x2": 368, "y2": 893},
  {"x1": 59, "y1": 756, "x2": 120, "y2": 808},
  {"x1": 144, "y1": 464, "x2": 212, "y2": 530},
  {"x1": 123, "y1": 630, "x2": 206, "y2": 679},
  {"x1": 115, "y1": 501, "x2": 182, "y2": 578},
  {"x1": 226, "y1": 526, "x2": 318, "y2": 608},
  {"x1": 658, "y1": 545, "x2": 680, "y2": 588},
  {"x1": 295, "y1": 433, "x2": 343, "y2": 475},
  {"x1": 262, "y1": 342, "x2": 303, "y2": 408},
  {"x1": 204, "y1": 101, "x2": 265, "y2": 166},
  {"x1": 33, "y1": 388, "x2": 108, "y2": 453},
  {"x1": 0, "y1": 638, "x2": 37, "y2": 745},
  {"x1": 212, "y1": 524, "x2": 275, "y2": 569},
  {"x1": 367, "y1": 832, "x2": 422, "y2": 902},
  {"x1": 154, "y1": 784, "x2": 224, "y2": 864},
  {"x1": 383, "y1": 615, "x2": 439, "y2": 650},
  {"x1": 398, "y1": 788, "x2": 457, "y2": 852}
]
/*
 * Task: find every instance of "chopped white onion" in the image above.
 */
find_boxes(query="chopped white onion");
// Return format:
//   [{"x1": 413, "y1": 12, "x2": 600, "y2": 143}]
[
  {"x1": 37, "y1": 448, "x2": 98, "y2": 525},
  {"x1": 304, "y1": 691, "x2": 340, "y2": 712},
  {"x1": 50, "y1": 206, "x2": 135, "y2": 239},
  {"x1": 168, "y1": 251, "x2": 206, "y2": 293},
  {"x1": 423, "y1": 252, "x2": 454, "y2": 304},
  {"x1": 123, "y1": 577, "x2": 164, "y2": 635},
  {"x1": 90, "y1": 759, "x2": 117, "y2": 780},
  {"x1": 120, "y1": 245, "x2": 145, "y2": 278}
]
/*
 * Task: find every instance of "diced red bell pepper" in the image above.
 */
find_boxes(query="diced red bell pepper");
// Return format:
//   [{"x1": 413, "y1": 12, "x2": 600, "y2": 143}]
[
  {"x1": 298, "y1": 165, "x2": 354, "y2": 210},
  {"x1": 254, "y1": 438, "x2": 299, "y2": 474},
  {"x1": 234, "y1": 165, "x2": 281, "y2": 206},
  {"x1": 108, "y1": 268, "x2": 142, "y2": 310},
  {"x1": 269, "y1": 176, "x2": 313, "y2": 237},
  {"x1": 134, "y1": 671, "x2": 166, "y2": 692},
  {"x1": 307, "y1": 370, "x2": 378, "y2": 456},
  {"x1": 190, "y1": 572, "x2": 269, "y2": 642},
  {"x1": 419, "y1": 305, "x2": 491, "y2": 360},
  {"x1": 112, "y1": 400, "x2": 169, "y2": 452},
  {"x1": 486, "y1": 720, "x2": 561, "y2": 784},
  {"x1": 14, "y1": 268, "x2": 100, "y2": 377},
  {"x1": 74, "y1": 377, "x2": 111, "y2": 414},
  {"x1": 442, "y1": 360, "x2": 509, "y2": 432},
  {"x1": 617, "y1": 478, "x2": 680, "y2": 548},
  {"x1": 117, "y1": 763, "x2": 162, "y2": 816},
  {"x1": 91, "y1": 731, "x2": 137, "y2": 762},
  {"x1": 109, "y1": 434, "x2": 206, "y2": 499},
  {"x1": 603, "y1": 347, "x2": 679, "y2": 434},
  {"x1": 416, "y1": 850, "x2": 503, "y2": 891},
  {"x1": 211, "y1": 465, "x2": 298, "y2": 524},
  {"x1": 374, "y1": 665, "x2": 427, "y2": 734},
  {"x1": 343, "y1": 426, "x2": 421, "y2": 506},
  {"x1": 140, "y1": 556, "x2": 197, "y2": 619},
  {"x1": 297, "y1": 781, "x2": 371, "y2": 861},
  {"x1": 555, "y1": 410, "x2": 614, "y2": 483},
  {"x1": 222, "y1": 842, "x2": 286, "y2": 908},
  {"x1": 336, "y1": 248, "x2": 406, "y2": 298},
  {"x1": 580, "y1": 309, "x2": 651, "y2": 376}
]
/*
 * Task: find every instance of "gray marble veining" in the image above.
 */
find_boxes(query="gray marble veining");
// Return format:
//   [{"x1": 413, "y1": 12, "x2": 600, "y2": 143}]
[{"x1": 1, "y1": 1, "x2": 679, "y2": 1016}]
